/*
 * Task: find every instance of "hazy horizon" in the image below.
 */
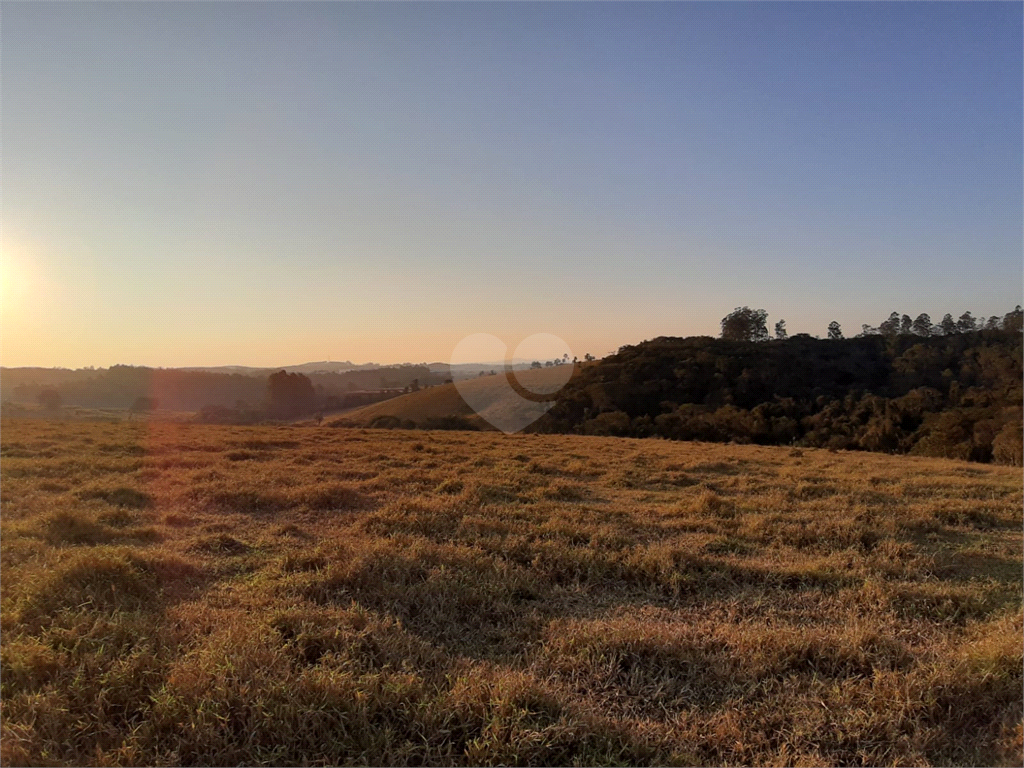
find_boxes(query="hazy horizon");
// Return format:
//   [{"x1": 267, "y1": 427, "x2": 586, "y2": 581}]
[{"x1": 3, "y1": 2, "x2": 1022, "y2": 369}]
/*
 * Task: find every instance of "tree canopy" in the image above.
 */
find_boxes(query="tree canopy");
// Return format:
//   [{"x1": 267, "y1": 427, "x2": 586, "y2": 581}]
[
  {"x1": 267, "y1": 371, "x2": 317, "y2": 418},
  {"x1": 721, "y1": 307, "x2": 769, "y2": 342}
]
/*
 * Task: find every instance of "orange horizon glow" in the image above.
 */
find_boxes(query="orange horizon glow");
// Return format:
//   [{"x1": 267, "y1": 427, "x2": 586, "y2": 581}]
[{"x1": 2, "y1": 3, "x2": 1020, "y2": 371}]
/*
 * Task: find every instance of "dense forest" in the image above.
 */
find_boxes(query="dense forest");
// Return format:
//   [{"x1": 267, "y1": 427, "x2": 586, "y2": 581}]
[{"x1": 536, "y1": 308, "x2": 1023, "y2": 465}]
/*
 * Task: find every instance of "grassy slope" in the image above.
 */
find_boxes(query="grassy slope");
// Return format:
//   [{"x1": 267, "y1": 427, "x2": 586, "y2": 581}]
[
  {"x1": 339, "y1": 365, "x2": 575, "y2": 428},
  {"x1": 342, "y1": 380, "x2": 479, "y2": 424},
  {"x1": 1, "y1": 419, "x2": 1022, "y2": 766}
]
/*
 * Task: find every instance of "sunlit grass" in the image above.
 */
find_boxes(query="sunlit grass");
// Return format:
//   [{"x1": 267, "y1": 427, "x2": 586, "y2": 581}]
[{"x1": 1, "y1": 419, "x2": 1021, "y2": 766}]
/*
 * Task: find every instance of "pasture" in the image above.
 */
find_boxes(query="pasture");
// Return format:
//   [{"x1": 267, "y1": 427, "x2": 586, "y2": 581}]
[{"x1": 1, "y1": 419, "x2": 1021, "y2": 766}]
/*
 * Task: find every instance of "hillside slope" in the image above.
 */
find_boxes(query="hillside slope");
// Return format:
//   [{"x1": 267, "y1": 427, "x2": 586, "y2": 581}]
[
  {"x1": 337, "y1": 365, "x2": 577, "y2": 429},
  {"x1": 538, "y1": 329, "x2": 1023, "y2": 463}
]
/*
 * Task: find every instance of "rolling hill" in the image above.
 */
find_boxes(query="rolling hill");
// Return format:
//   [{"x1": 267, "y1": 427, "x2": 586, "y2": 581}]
[{"x1": 335, "y1": 365, "x2": 578, "y2": 430}]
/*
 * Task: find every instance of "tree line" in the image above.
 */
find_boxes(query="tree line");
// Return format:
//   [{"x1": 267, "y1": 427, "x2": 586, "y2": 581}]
[{"x1": 722, "y1": 305, "x2": 1023, "y2": 342}]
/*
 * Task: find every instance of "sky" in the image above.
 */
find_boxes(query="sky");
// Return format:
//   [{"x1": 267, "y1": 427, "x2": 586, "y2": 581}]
[{"x1": 2, "y1": 1, "x2": 1022, "y2": 368}]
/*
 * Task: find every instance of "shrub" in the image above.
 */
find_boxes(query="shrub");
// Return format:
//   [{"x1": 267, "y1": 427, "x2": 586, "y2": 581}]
[{"x1": 993, "y1": 420, "x2": 1023, "y2": 466}]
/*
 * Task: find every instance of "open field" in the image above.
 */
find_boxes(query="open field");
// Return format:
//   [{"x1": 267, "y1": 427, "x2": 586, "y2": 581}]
[
  {"x1": 0, "y1": 405, "x2": 198, "y2": 423},
  {"x1": 1, "y1": 418, "x2": 1021, "y2": 766}
]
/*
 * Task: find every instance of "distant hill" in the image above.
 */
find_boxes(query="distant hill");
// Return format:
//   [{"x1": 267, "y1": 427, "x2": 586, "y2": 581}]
[
  {"x1": 426, "y1": 360, "x2": 541, "y2": 378},
  {"x1": 335, "y1": 365, "x2": 577, "y2": 430},
  {"x1": 179, "y1": 361, "x2": 372, "y2": 375},
  {"x1": 0, "y1": 363, "x2": 443, "y2": 411},
  {"x1": 1, "y1": 357, "x2": 552, "y2": 392}
]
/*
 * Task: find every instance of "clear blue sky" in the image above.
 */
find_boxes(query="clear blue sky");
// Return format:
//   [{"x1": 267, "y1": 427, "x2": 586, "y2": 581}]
[{"x1": 2, "y1": 1, "x2": 1021, "y2": 367}]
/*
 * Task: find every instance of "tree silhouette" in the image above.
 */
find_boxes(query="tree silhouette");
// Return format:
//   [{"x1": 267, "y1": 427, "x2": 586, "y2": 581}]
[
  {"x1": 774, "y1": 320, "x2": 787, "y2": 340},
  {"x1": 827, "y1": 321, "x2": 843, "y2": 340},
  {"x1": 720, "y1": 307, "x2": 769, "y2": 342},
  {"x1": 939, "y1": 314, "x2": 957, "y2": 335},
  {"x1": 900, "y1": 314, "x2": 913, "y2": 335},
  {"x1": 912, "y1": 313, "x2": 933, "y2": 337},
  {"x1": 1003, "y1": 306, "x2": 1023, "y2": 334},
  {"x1": 879, "y1": 312, "x2": 901, "y2": 338},
  {"x1": 956, "y1": 311, "x2": 977, "y2": 333},
  {"x1": 267, "y1": 370, "x2": 317, "y2": 418}
]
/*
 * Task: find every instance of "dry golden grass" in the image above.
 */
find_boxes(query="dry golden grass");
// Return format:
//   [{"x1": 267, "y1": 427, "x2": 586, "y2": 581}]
[
  {"x1": 1, "y1": 419, "x2": 1021, "y2": 766},
  {"x1": 338, "y1": 365, "x2": 574, "y2": 428}
]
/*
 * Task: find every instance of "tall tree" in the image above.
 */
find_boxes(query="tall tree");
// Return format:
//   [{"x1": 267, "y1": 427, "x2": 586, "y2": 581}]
[
  {"x1": 879, "y1": 312, "x2": 901, "y2": 338},
  {"x1": 900, "y1": 314, "x2": 913, "y2": 335},
  {"x1": 939, "y1": 313, "x2": 957, "y2": 335},
  {"x1": 1003, "y1": 306, "x2": 1023, "y2": 334},
  {"x1": 827, "y1": 321, "x2": 843, "y2": 340},
  {"x1": 911, "y1": 313, "x2": 933, "y2": 337},
  {"x1": 774, "y1": 320, "x2": 787, "y2": 340},
  {"x1": 720, "y1": 307, "x2": 769, "y2": 342},
  {"x1": 956, "y1": 311, "x2": 977, "y2": 333},
  {"x1": 267, "y1": 370, "x2": 317, "y2": 417}
]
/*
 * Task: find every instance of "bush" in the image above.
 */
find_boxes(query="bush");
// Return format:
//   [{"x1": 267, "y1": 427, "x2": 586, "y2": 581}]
[
  {"x1": 583, "y1": 411, "x2": 632, "y2": 437},
  {"x1": 992, "y1": 420, "x2": 1023, "y2": 466}
]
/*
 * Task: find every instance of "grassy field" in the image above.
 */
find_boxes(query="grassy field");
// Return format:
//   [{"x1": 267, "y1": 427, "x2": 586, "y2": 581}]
[{"x1": 1, "y1": 418, "x2": 1021, "y2": 766}]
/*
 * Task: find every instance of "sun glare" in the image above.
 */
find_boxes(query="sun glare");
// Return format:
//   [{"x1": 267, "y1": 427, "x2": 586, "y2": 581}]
[{"x1": 0, "y1": 239, "x2": 36, "y2": 316}]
